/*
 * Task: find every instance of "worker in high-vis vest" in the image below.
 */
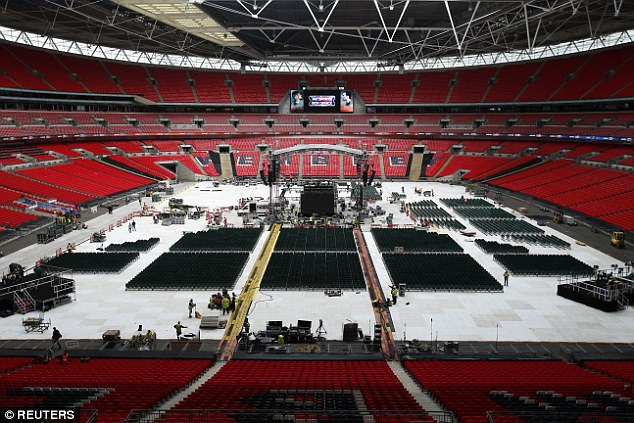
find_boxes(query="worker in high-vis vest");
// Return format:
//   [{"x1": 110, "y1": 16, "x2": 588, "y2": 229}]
[{"x1": 391, "y1": 286, "x2": 399, "y2": 304}]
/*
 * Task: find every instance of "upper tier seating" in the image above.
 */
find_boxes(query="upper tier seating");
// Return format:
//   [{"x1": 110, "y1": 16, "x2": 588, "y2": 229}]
[
  {"x1": 2, "y1": 42, "x2": 634, "y2": 105},
  {"x1": 0, "y1": 358, "x2": 211, "y2": 423},
  {"x1": 58, "y1": 55, "x2": 122, "y2": 94},
  {"x1": 103, "y1": 62, "x2": 161, "y2": 102},
  {"x1": 229, "y1": 73, "x2": 267, "y2": 103},
  {"x1": 404, "y1": 360, "x2": 627, "y2": 423},
  {"x1": 150, "y1": 68, "x2": 196, "y2": 103},
  {"x1": 173, "y1": 360, "x2": 428, "y2": 422}
]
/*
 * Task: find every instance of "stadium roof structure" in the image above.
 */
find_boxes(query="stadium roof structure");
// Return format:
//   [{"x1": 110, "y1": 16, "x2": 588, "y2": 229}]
[{"x1": 1, "y1": 0, "x2": 633, "y2": 72}]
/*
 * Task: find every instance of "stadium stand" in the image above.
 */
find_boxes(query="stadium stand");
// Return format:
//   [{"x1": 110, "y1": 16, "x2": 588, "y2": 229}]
[
  {"x1": 0, "y1": 358, "x2": 211, "y2": 423},
  {"x1": 172, "y1": 360, "x2": 429, "y2": 421},
  {"x1": 404, "y1": 360, "x2": 628, "y2": 423}
]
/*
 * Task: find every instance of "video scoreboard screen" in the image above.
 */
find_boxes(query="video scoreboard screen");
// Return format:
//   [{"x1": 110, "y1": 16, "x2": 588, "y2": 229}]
[{"x1": 290, "y1": 89, "x2": 354, "y2": 113}]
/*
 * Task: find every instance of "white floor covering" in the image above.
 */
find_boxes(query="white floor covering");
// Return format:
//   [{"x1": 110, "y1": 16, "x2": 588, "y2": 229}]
[{"x1": 0, "y1": 180, "x2": 631, "y2": 344}]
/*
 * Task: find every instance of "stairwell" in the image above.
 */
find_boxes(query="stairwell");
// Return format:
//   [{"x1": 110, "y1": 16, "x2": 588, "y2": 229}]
[
  {"x1": 388, "y1": 361, "x2": 449, "y2": 414},
  {"x1": 378, "y1": 152, "x2": 386, "y2": 180},
  {"x1": 186, "y1": 71, "x2": 200, "y2": 103},
  {"x1": 408, "y1": 153, "x2": 424, "y2": 181},
  {"x1": 156, "y1": 362, "x2": 227, "y2": 411},
  {"x1": 219, "y1": 152, "x2": 235, "y2": 179},
  {"x1": 14, "y1": 291, "x2": 34, "y2": 314}
]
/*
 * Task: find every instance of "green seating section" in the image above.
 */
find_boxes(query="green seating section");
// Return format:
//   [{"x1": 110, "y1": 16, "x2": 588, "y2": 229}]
[
  {"x1": 475, "y1": 239, "x2": 529, "y2": 255},
  {"x1": 261, "y1": 252, "x2": 365, "y2": 290},
  {"x1": 383, "y1": 253, "x2": 502, "y2": 291},
  {"x1": 494, "y1": 254, "x2": 594, "y2": 276},
  {"x1": 454, "y1": 208, "x2": 514, "y2": 219},
  {"x1": 441, "y1": 198, "x2": 493, "y2": 208},
  {"x1": 45, "y1": 252, "x2": 139, "y2": 273},
  {"x1": 408, "y1": 201, "x2": 453, "y2": 219},
  {"x1": 506, "y1": 234, "x2": 571, "y2": 249},
  {"x1": 470, "y1": 219, "x2": 544, "y2": 235},
  {"x1": 275, "y1": 228, "x2": 356, "y2": 252},
  {"x1": 407, "y1": 201, "x2": 466, "y2": 231},
  {"x1": 126, "y1": 252, "x2": 249, "y2": 290},
  {"x1": 428, "y1": 218, "x2": 466, "y2": 231},
  {"x1": 105, "y1": 238, "x2": 159, "y2": 252},
  {"x1": 170, "y1": 228, "x2": 261, "y2": 252},
  {"x1": 371, "y1": 229, "x2": 463, "y2": 253}
]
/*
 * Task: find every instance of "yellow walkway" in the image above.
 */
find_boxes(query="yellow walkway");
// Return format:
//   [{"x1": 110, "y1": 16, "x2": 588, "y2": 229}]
[{"x1": 217, "y1": 224, "x2": 281, "y2": 360}]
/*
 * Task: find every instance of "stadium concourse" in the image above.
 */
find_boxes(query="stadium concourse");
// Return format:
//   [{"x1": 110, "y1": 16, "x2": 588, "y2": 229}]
[{"x1": 0, "y1": 180, "x2": 629, "y2": 343}]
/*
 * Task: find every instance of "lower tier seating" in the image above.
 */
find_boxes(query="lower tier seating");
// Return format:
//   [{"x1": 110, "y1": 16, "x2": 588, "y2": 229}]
[
  {"x1": 261, "y1": 252, "x2": 365, "y2": 290},
  {"x1": 583, "y1": 361, "x2": 634, "y2": 384},
  {"x1": 0, "y1": 206, "x2": 40, "y2": 228},
  {"x1": 493, "y1": 254, "x2": 594, "y2": 276},
  {"x1": 172, "y1": 360, "x2": 430, "y2": 423},
  {"x1": 44, "y1": 252, "x2": 140, "y2": 273},
  {"x1": 383, "y1": 253, "x2": 502, "y2": 291},
  {"x1": 0, "y1": 170, "x2": 96, "y2": 205},
  {"x1": 0, "y1": 358, "x2": 211, "y2": 423},
  {"x1": 404, "y1": 360, "x2": 629, "y2": 423},
  {"x1": 126, "y1": 252, "x2": 249, "y2": 290}
]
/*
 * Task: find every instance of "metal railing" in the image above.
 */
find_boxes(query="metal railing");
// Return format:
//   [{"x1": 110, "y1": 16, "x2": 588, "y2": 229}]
[
  {"x1": 125, "y1": 409, "x2": 457, "y2": 423},
  {"x1": 488, "y1": 410, "x2": 634, "y2": 422}
]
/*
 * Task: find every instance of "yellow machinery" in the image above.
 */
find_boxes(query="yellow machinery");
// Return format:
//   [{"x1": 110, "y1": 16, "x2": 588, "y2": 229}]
[{"x1": 611, "y1": 231, "x2": 625, "y2": 249}]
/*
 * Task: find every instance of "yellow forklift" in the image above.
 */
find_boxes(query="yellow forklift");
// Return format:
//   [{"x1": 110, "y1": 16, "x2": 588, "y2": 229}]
[
  {"x1": 611, "y1": 231, "x2": 625, "y2": 249},
  {"x1": 552, "y1": 210, "x2": 564, "y2": 224}
]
